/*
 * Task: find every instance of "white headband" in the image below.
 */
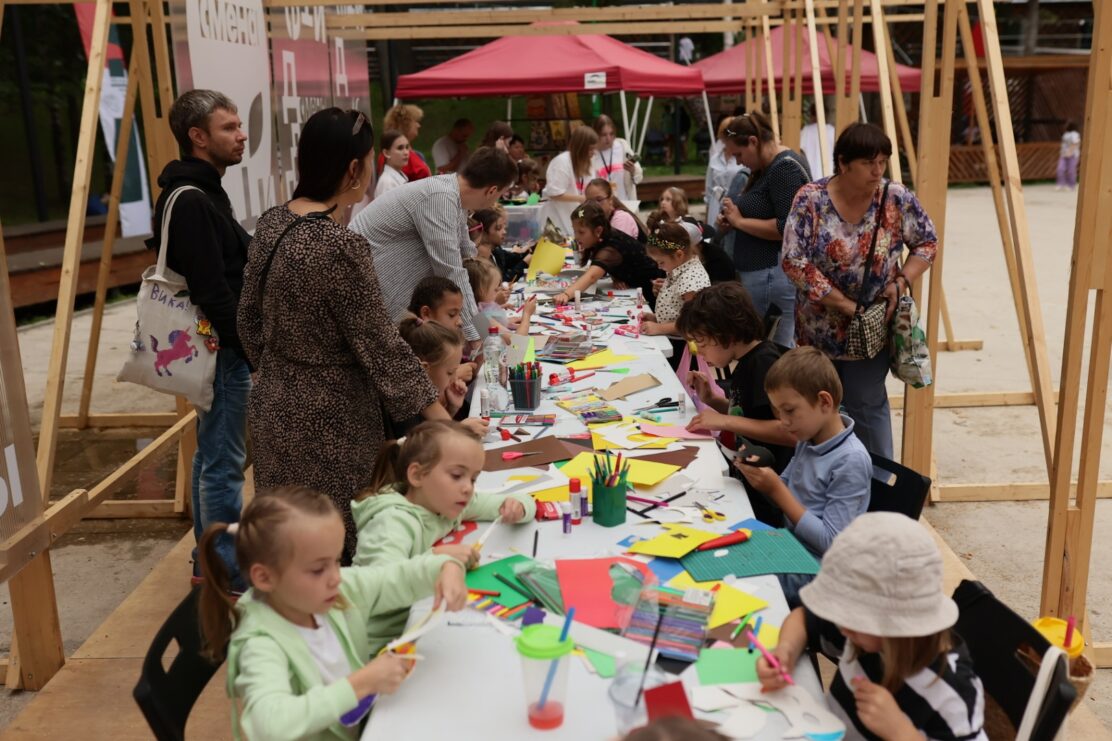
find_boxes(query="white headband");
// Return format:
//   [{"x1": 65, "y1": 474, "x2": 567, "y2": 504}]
[{"x1": 226, "y1": 523, "x2": 239, "y2": 536}]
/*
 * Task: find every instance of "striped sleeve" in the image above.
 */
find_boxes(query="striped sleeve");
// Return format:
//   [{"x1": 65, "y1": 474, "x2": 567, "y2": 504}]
[{"x1": 412, "y1": 192, "x2": 481, "y2": 340}]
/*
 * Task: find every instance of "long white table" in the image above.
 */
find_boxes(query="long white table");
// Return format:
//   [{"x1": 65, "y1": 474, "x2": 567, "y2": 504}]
[{"x1": 364, "y1": 319, "x2": 825, "y2": 740}]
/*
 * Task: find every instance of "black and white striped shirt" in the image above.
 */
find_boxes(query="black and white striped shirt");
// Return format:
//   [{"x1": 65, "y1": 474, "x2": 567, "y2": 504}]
[
  {"x1": 806, "y1": 609, "x2": 988, "y2": 741},
  {"x1": 349, "y1": 175, "x2": 480, "y2": 341}
]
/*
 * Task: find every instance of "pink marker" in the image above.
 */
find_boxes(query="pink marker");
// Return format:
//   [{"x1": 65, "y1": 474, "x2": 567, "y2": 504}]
[{"x1": 746, "y1": 628, "x2": 794, "y2": 686}]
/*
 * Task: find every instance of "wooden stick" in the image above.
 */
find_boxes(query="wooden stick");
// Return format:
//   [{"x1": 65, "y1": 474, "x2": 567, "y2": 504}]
[
  {"x1": 802, "y1": 0, "x2": 829, "y2": 170},
  {"x1": 761, "y1": 0, "x2": 781, "y2": 139}
]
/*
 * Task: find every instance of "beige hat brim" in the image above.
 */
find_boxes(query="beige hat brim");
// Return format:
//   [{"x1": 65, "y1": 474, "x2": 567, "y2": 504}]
[{"x1": 800, "y1": 569, "x2": 959, "y2": 638}]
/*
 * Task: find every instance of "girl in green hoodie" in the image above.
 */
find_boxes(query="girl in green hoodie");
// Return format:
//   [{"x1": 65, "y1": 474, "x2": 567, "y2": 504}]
[
  {"x1": 198, "y1": 486, "x2": 468, "y2": 741},
  {"x1": 352, "y1": 420, "x2": 537, "y2": 652}
]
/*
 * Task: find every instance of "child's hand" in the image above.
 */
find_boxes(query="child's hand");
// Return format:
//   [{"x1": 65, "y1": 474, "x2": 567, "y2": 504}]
[
  {"x1": 641, "y1": 321, "x2": 664, "y2": 336},
  {"x1": 756, "y1": 643, "x2": 798, "y2": 692},
  {"x1": 652, "y1": 277, "x2": 666, "y2": 294},
  {"x1": 461, "y1": 417, "x2": 489, "y2": 437},
  {"x1": 521, "y1": 295, "x2": 537, "y2": 318},
  {"x1": 688, "y1": 409, "x2": 728, "y2": 432},
  {"x1": 687, "y1": 371, "x2": 716, "y2": 404},
  {"x1": 351, "y1": 652, "x2": 411, "y2": 697},
  {"x1": 444, "y1": 379, "x2": 468, "y2": 414},
  {"x1": 434, "y1": 561, "x2": 468, "y2": 611},
  {"x1": 433, "y1": 544, "x2": 479, "y2": 569},
  {"x1": 495, "y1": 285, "x2": 510, "y2": 305},
  {"x1": 554, "y1": 291, "x2": 570, "y2": 305},
  {"x1": 736, "y1": 461, "x2": 779, "y2": 493},
  {"x1": 498, "y1": 497, "x2": 527, "y2": 524},
  {"x1": 852, "y1": 676, "x2": 919, "y2": 740},
  {"x1": 456, "y1": 362, "x2": 476, "y2": 385}
]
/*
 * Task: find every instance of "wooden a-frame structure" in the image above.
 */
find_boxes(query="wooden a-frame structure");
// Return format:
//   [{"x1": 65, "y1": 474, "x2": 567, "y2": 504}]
[{"x1": 0, "y1": 0, "x2": 1108, "y2": 691}]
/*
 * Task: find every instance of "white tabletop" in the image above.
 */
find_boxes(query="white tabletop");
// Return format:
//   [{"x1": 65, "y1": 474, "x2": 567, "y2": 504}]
[{"x1": 364, "y1": 323, "x2": 824, "y2": 740}]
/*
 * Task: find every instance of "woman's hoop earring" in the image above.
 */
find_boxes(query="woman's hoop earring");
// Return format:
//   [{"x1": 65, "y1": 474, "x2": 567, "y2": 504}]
[{"x1": 350, "y1": 180, "x2": 362, "y2": 191}]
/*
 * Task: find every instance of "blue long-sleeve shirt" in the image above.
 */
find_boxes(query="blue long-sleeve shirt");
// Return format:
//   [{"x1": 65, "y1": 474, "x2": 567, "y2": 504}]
[{"x1": 780, "y1": 415, "x2": 872, "y2": 557}]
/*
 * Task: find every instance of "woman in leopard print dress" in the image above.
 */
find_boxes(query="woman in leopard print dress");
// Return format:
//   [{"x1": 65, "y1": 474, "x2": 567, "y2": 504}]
[{"x1": 238, "y1": 108, "x2": 450, "y2": 558}]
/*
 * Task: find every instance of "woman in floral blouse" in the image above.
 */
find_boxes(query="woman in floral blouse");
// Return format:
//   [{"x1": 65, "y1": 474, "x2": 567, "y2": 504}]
[{"x1": 781, "y1": 123, "x2": 937, "y2": 459}]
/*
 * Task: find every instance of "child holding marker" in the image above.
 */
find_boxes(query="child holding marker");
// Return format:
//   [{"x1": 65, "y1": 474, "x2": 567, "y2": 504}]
[
  {"x1": 353, "y1": 421, "x2": 535, "y2": 652},
  {"x1": 197, "y1": 486, "x2": 468, "y2": 741},
  {"x1": 640, "y1": 222, "x2": 711, "y2": 338},
  {"x1": 675, "y1": 284, "x2": 796, "y2": 526},
  {"x1": 463, "y1": 257, "x2": 536, "y2": 339},
  {"x1": 757, "y1": 513, "x2": 988, "y2": 741},
  {"x1": 472, "y1": 205, "x2": 530, "y2": 282},
  {"x1": 734, "y1": 347, "x2": 872, "y2": 604},
  {"x1": 397, "y1": 315, "x2": 488, "y2": 438}
]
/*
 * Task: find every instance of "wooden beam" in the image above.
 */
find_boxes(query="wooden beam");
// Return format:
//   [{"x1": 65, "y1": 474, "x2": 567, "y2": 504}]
[
  {"x1": 937, "y1": 338, "x2": 984, "y2": 352},
  {"x1": 174, "y1": 396, "x2": 195, "y2": 515},
  {"x1": 332, "y1": 20, "x2": 749, "y2": 41},
  {"x1": 83, "y1": 411, "x2": 196, "y2": 510},
  {"x1": 884, "y1": 17, "x2": 917, "y2": 185},
  {"x1": 761, "y1": 0, "x2": 781, "y2": 140},
  {"x1": 88, "y1": 500, "x2": 180, "y2": 518},
  {"x1": 1094, "y1": 643, "x2": 1112, "y2": 669},
  {"x1": 44, "y1": 489, "x2": 89, "y2": 544},
  {"x1": 803, "y1": 0, "x2": 830, "y2": 170},
  {"x1": 59, "y1": 412, "x2": 181, "y2": 428},
  {"x1": 779, "y1": 9, "x2": 804, "y2": 149},
  {"x1": 869, "y1": 0, "x2": 902, "y2": 182},
  {"x1": 889, "y1": 389, "x2": 1058, "y2": 410},
  {"x1": 936, "y1": 481, "x2": 1112, "y2": 503}
]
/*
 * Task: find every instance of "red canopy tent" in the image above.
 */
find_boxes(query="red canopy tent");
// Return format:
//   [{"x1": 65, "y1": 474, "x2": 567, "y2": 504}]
[
  {"x1": 693, "y1": 26, "x2": 921, "y2": 96},
  {"x1": 394, "y1": 25, "x2": 705, "y2": 98}
]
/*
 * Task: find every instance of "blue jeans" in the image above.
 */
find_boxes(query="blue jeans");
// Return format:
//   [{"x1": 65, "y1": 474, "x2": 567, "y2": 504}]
[
  {"x1": 738, "y1": 266, "x2": 796, "y2": 348},
  {"x1": 833, "y1": 348, "x2": 894, "y2": 460},
  {"x1": 191, "y1": 349, "x2": 250, "y2": 591}
]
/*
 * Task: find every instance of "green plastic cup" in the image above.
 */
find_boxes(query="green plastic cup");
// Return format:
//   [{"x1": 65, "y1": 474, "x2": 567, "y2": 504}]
[{"x1": 515, "y1": 624, "x2": 574, "y2": 730}]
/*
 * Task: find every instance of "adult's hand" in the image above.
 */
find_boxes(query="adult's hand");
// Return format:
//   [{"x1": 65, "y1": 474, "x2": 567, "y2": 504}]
[
  {"x1": 720, "y1": 198, "x2": 744, "y2": 229},
  {"x1": 882, "y1": 279, "x2": 903, "y2": 322}
]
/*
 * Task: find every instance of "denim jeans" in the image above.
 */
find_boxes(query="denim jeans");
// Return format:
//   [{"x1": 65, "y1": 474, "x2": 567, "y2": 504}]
[
  {"x1": 833, "y1": 348, "x2": 894, "y2": 460},
  {"x1": 191, "y1": 348, "x2": 251, "y2": 591},
  {"x1": 738, "y1": 265, "x2": 796, "y2": 348}
]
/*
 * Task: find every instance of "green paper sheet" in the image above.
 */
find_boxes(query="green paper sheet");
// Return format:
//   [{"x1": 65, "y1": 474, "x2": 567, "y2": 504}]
[
  {"x1": 466, "y1": 555, "x2": 534, "y2": 608},
  {"x1": 694, "y1": 647, "x2": 760, "y2": 686},
  {"x1": 524, "y1": 337, "x2": 536, "y2": 363},
  {"x1": 583, "y1": 648, "x2": 617, "y2": 678},
  {"x1": 680, "y1": 529, "x2": 821, "y2": 582}
]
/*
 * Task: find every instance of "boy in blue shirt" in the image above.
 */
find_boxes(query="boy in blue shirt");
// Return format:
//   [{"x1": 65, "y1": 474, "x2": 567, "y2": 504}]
[{"x1": 736, "y1": 346, "x2": 872, "y2": 607}]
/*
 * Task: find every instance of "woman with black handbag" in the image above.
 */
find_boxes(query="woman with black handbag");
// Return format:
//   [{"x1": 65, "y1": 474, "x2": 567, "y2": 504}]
[{"x1": 781, "y1": 123, "x2": 937, "y2": 458}]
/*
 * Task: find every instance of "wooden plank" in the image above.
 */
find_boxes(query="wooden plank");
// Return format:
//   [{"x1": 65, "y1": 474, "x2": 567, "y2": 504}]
[
  {"x1": 83, "y1": 411, "x2": 196, "y2": 509},
  {"x1": 6, "y1": 249, "x2": 149, "y2": 310},
  {"x1": 869, "y1": 0, "x2": 901, "y2": 183},
  {"x1": 327, "y1": 3, "x2": 780, "y2": 27},
  {"x1": 936, "y1": 481, "x2": 1112, "y2": 503},
  {"x1": 58, "y1": 412, "x2": 180, "y2": 429},
  {"x1": 1094, "y1": 643, "x2": 1112, "y2": 670},
  {"x1": 884, "y1": 17, "x2": 917, "y2": 185},
  {"x1": 937, "y1": 338, "x2": 984, "y2": 352},
  {"x1": 174, "y1": 396, "x2": 195, "y2": 515},
  {"x1": 332, "y1": 20, "x2": 748, "y2": 41},
  {"x1": 88, "y1": 500, "x2": 179, "y2": 519},
  {"x1": 802, "y1": 0, "x2": 829, "y2": 170},
  {"x1": 5, "y1": 554, "x2": 65, "y2": 691},
  {"x1": 76, "y1": 53, "x2": 140, "y2": 430},
  {"x1": 44, "y1": 489, "x2": 89, "y2": 544},
  {"x1": 761, "y1": 0, "x2": 781, "y2": 140},
  {"x1": 889, "y1": 389, "x2": 1058, "y2": 410},
  {"x1": 779, "y1": 10, "x2": 803, "y2": 149}
]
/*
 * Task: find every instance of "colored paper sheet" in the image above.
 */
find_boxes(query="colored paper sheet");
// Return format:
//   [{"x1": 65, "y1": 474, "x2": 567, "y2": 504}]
[
  {"x1": 599, "y1": 373, "x2": 661, "y2": 401},
  {"x1": 466, "y1": 555, "x2": 534, "y2": 608},
  {"x1": 667, "y1": 572, "x2": 768, "y2": 630},
  {"x1": 708, "y1": 622, "x2": 780, "y2": 649},
  {"x1": 680, "y1": 529, "x2": 821, "y2": 582},
  {"x1": 483, "y1": 436, "x2": 574, "y2": 472},
  {"x1": 727, "y1": 517, "x2": 776, "y2": 533},
  {"x1": 527, "y1": 237, "x2": 567, "y2": 280},
  {"x1": 640, "y1": 423, "x2": 715, "y2": 441},
  {"x1": 554, "y1": 557, "x2": 652, "y2": 630},
  {"x1": 645, "y1": 557, "x2": 685, "y2": 584},
  {"x1": 531, "y1": 485, "x2": 570, "y2": 503},
  {"x1": 644, "y1": 681, "x2": 695, "y2": 722},
  {"x1": 568, "y1": 349, "x2": 637, "y2": 371},
  {"x1": 626, "y1": 524, "x2": 721, "y2": 558},
  {"x1": 695, "y1": 647, "x2": 760, "y2": 685},
  {"x1": 560, "y1": 452, "x2": 682, "y2": 489},
  {"x1": 629, "y1": 446, "x2": 701, "y2": 469},
  {"x1": 583, "y1": 648, "x2": 617, "y2": 678},
  {"x1": 507, "y1": 335, "x2": 547, "y2": 366}
]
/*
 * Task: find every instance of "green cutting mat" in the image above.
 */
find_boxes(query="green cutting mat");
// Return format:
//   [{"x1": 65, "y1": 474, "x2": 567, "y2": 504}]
[
  {"x1": 680, "y1": 529, "x2": 820, "y2": 581},
  {"x1": 466, "y1": 555, "x2": 534, "y2": 608}
]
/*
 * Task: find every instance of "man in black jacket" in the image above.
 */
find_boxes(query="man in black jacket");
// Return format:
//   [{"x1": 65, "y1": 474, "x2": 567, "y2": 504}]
[{"x1": 147, "y1": 89, "x2": 250, "y2": 590}]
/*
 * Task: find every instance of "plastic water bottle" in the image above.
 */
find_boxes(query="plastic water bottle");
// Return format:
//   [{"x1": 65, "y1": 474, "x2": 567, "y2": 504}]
[{"x1": 483, "y1": 326, "x2": 507, "y2": 409}]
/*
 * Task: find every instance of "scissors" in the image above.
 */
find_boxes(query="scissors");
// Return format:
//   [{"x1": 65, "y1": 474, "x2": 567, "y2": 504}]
[
  {"x1": 634, "y1": 397, "x2": 679, "y2": 414},
  {"x1": 501, "y1": 450, "x2": 542, "y2": 461},
  {"x1": 693, "y1": 501, "x2": 726, "y2": 523}
]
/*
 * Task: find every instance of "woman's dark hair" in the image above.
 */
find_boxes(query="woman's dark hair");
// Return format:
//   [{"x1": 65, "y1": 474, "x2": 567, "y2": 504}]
[
  {"x1": 676, "y1": 282, "x2": 765, "y2": 347},
  {"x1": 724, "y1": 111, "x2": 775, "y2": 147},
  {"x1": 380, "y1": 128, "x2": 405, "y2": 153},
  {"x1": 292, "y1": 108, "x2": 374, "y2": 201},
  {"x1": 571, "y1": 200, "x2": 612, "y2": 265},
  {"x1": 585, "y1": 177, "x2": 648, "y2": 240},
  {"x1": 832, "y1": 122, "x2": 892, "y2": 175},
  {"x1": 459, "y1": 146, "x2": 519, "y2": 190},
  {"x1": 481, "y1": 121, "x2": 515, "y2": 148},
  {"x1": 409, "y1": 276, "x2": 462, "y2": 315}
]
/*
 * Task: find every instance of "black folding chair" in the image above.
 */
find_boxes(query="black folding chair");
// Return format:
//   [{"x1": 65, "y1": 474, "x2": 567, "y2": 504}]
[
  {"x1": 134, "y1": 587, "x2": 225, "y2": 741},
  {"x1": 953, "y1": 580, "x2": 1076, "y2": 741},
  {"x1": 866, "y1": 453, "x2": 931, "y2": 520}
]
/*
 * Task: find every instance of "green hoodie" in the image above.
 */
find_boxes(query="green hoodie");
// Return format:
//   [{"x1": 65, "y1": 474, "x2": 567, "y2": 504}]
[
  {"x1": 351, "y1": 484, "x2": 536, "y2": 653},
  {"x1": 225, "y1": 555, "x2": 457, "y2": 741}
]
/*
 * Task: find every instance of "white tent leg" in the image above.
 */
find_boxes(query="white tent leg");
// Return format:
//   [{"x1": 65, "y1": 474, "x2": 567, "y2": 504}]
[
  {"x1": 638, "y1": 96, "x2": 655, "y2": 155},
  {"x1": 701, "y1": 90, "x2": 715, "y2": 146},
  {"x1": 629, "y1": 96, "x2": 642, "y2": 146},
  {"x1": 620, "y1": 90, "x2": 631, "y2": 139},
  {"x1": 506, "y1": 98, "x2": 512, "y2": 122},
  {"x1": 859, "y1": 95, "x2": 868, "y2": 122}
]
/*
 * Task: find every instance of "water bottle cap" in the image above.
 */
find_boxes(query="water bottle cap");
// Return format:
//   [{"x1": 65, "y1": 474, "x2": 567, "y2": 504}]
[
  {"x1": 488, "y1": 326, "x2": 499, "y2": 334},
  {"x1": 569, "y1": 478, "x2": 581, "y2": 493}
]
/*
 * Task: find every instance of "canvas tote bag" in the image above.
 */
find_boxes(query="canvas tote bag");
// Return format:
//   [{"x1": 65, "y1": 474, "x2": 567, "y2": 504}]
[{"x1": 117, "y1": 186, "x2": 219, "y2": 411}]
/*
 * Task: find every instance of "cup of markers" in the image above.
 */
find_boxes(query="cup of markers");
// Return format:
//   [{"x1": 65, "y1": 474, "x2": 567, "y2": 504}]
[
  {"x1": 591, "y1": 454, "x2": 629, "y2": 528},
  {"x1": 510, "y1": 362, "x2": 543, "y2": 410}
]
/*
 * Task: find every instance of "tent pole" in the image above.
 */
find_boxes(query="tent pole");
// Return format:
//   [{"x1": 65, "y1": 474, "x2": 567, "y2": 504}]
[
  {"x1": 630, "y1": 96, "x2": 642, "y2": 147},
  {"x1": 638, "y1": 96, "x2": 655, "y2": 154},
  {"x1": 859, "y1": 95, "x2": 868, "y2": 122},
  {"x1": 701, "y1": 90, "x2": 715, "y2": 149},
  {"x1": 506, "y1": 98, "x2": 512, "y2": 122},
  {"x1": 620, "y1": 90, "x2": 631, "y2": 139}
]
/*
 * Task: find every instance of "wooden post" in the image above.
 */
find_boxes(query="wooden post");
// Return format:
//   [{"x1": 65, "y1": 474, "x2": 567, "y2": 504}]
[
  {"x1": 745, "y1": 19, "x2": 756, "y2": 111},
  {"x1": 802, "y1": 0, "x2": 829, "y2": 168},
  {"x1": 760, "y1": 0, "x2": 781, "y2": 139},
  {"x1": 869, "y1": 0, "x2": 902, "y2": 183},
  {"x1": 780, "y1": 9, "x2": 803, "y2": 149},
  {"x1": 75, "y1": 54, "x2": 141, "y2": 429},
  {"x1": 882, "y1": 20, "x2": 918, "y2": 186},
  {"x1": 1041, "y1": 0, "x2": 1112, "y2": 623},
  {"x1": 900, "y1": 0, "x2": 958, "y2": 476}
]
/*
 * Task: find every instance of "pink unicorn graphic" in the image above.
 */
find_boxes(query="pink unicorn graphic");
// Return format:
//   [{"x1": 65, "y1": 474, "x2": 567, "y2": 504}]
[{"x1": 151, "y1": 328, "x2": 199, "y2": 377}]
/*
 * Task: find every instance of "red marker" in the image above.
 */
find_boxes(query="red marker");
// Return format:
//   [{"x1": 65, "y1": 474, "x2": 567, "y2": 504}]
[
  {"x1": 469, "y1": 589, "x2": 501, "y2": 597},
  {"x1": 694, "y1": 530, "x2": 751, "y2": 551}
]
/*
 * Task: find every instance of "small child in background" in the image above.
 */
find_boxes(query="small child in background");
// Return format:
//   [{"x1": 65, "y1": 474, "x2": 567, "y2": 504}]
[
  {"x1": 408, "y1": 277, "x2": 475, "y2": 384},
  {"x1": 198, "y1": 487, "x2": 468, "y2": 740},
  {"x1": 676, "y1": 283, "x2": 796, "y2": 526},
  {"x1": 353, "y1": 421, "x2": 536, "y2": 652},
  {"x1": 640, "y1": 221, "x2": 710, "y2": 338},
  {"x1": 473, "y1": 205, "x2": 529, "y2": 283},
  {"x1": 397, "y1": 315, "x2": 488, "y2": 437},
  {"x1": 464, "y1": 257, "x2": 536, "y2": 339},
  {"x1": 735, "y1": 346, "x2": 872, "y2": 605},
  {"x1": 757, "y1": 513, "x2": 987, "y2": 741},
  {"x1": 646, "y1": 186, "x2": 690, "y2": 231},
  {"x1": 1056, "y1": 120, "x2": 1080, "y2": 191},
  {"x1": 514, "y1": 158, "x2": 542, "y2": 197}
]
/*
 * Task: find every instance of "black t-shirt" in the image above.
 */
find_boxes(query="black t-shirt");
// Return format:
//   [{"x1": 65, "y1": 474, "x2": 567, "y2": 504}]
[
  {"x1": 589, "y1": 229, "x2": 665, "y2": 308},
  {"x1": 728, "y1": 340, "x2": 793, "y2": 471},
  {"x1": 731, "y1": 149, "x2": 811, "y2": 272}
]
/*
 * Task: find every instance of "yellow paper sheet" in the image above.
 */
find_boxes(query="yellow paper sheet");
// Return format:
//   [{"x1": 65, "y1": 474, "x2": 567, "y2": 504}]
[
  {"x1": 559, "y1": 452, "x2": 681, "y2": 488},
  {"x1": 526, "y1": 237, "x2": 567, "y2": 281},
  {"x1": 531, "y1": 486, "x2": 570, "y2": 503},
  {"x1": 668, "y1": 572, "x2": 769, "y2": 630},
  {"x1": 626, "y1": 524, "x2": 721, "y2": 558},
  {"x1": 568, "y1": 350, "x2": 638, "y2": 371},
  {"x1": 591, "y1": 432, "x2": 678, "y2": 451}
]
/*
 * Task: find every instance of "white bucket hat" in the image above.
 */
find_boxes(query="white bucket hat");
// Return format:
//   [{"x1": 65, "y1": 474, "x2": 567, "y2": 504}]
[
  {"x1": 798, "y1": 512, "x2": 958, "y2": 638},
  {"x1": 678, "y1": 220, "x2": 703, "y2": 248}
]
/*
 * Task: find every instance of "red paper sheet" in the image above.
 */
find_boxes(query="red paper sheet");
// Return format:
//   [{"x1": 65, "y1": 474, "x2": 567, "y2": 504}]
[
  {"x1": 554, "y1": 557, "x2": 652, "y2": 630},
  {"x1": 644, "y1": 681, "x2": 695, "y2": 722}
]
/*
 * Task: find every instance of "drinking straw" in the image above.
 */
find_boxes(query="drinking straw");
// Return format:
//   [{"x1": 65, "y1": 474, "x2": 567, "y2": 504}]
[
  {"x1": 1064, "y1": 615, "x2": 1077, "y2": 649},
  {"x1": 537, "y1": 607, "x2": 575, "y2": 709},
  {"x1": 635, "y1": 608, "x2": 666, "y2": 707}
]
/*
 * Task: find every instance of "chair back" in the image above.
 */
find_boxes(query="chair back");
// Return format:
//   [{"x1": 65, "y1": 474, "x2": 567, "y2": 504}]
[
  {"x1": 866, "y1": 453, "x2": 930, "y2": 520},
  {"x1": 952, "y1": 580, "x2": 1076, "y2": 741},
  {"x1": 133, "y1": 587, "x2": 224, "y2": 741}
]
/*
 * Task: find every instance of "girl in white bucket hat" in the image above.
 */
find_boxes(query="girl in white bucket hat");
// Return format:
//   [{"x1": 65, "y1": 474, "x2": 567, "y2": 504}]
[{"x1": 756, "y1": 512, "x2": 987, "y2": 741}]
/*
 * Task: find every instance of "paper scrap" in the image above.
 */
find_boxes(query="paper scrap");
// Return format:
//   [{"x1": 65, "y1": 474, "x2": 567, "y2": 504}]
[
  {"x1": 694, "y1": 647, "x2": 760, "y2": 685},
  {"x1": 599, "y1": 373, "x2": 661, "y2": 401},
  {"x1": 527, "y1": 237, "x2": 568, "y2": 281},
  {"x1": 554, "y1": 557, "x2": 651, "y2": 629},
  {"x1": 465, "y1": 555, "x2": 533, "y2": 608},
  {"x1": 626, "y1": 524, "x2": 721, "y2": 559},
  {"x1": 568, "y1": 349, "x2": 637, "y2": 371},
  {"x1": 560, "y1": 452, "x2": 682, "y2": 491},
  {"x1": 582, "y1": 648, "x2": 617, "y2": 678},
  {"x1": 641, "y1": 423, "x2": 715, "y2": 440}
]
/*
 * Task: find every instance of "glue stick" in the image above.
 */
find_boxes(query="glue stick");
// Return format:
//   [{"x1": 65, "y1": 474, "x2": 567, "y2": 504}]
[
  {"x1": 571, "y1": 478, "x2": 588, "y2": 517},
  {"x1": 569, "y1": 479, "x2": 582, "y2": 525},
  {"x1": 479, "y1": 388, "x2": 491, "y2": 417},
  {"x1": 561, "y1": 502, "x2": 572, "y2": 534}
]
